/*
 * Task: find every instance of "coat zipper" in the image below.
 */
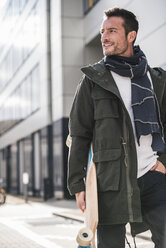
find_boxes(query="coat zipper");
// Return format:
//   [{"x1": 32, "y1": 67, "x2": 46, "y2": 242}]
[{"x1": 121, "y1": 111, "x2": 134, "y2": 222}]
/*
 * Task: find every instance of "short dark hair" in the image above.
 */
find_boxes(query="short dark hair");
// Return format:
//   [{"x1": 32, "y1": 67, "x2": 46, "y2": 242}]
[{"x1": 104, "y1": 7, "x2": 139, "y2": 39}]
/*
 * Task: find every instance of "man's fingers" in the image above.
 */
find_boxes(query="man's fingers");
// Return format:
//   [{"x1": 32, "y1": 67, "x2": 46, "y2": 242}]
[
  {"x1": 150, "y1": 160, "x2": 166, "y2": 174},
  {"x1": 75, "y1": 191, "x2": 86, "y2": 212},
  {"x1": 155, "y1": 163, "x2": 166, "y2": 174},
  {"x1": 150, "y1": 164, "x2": 158, "y2": 171}
]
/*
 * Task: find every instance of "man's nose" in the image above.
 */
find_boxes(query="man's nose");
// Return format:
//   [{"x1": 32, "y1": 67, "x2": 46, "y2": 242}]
[{"x1": 101, "y1": 32, "x2": 109, "y2": 43}]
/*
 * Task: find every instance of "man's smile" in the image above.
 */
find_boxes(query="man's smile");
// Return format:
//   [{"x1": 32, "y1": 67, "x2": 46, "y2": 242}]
[{"x1": 103, "y1": 42, "x2": 113, "y2": 47}]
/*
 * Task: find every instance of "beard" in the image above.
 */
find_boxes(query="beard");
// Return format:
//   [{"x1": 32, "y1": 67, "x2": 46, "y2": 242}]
[{"x1": 102, "y1": 42, "x2": 129, "y2": 57}]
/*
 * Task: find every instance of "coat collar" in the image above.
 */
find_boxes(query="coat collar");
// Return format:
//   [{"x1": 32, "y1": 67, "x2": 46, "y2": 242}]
[{"x1": 81, "y1": 60, "x2": 121, "y2": 99}]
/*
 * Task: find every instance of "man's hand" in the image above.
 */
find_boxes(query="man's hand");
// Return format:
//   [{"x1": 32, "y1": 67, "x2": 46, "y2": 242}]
[
  {"x1": 150, "y1": 160, "x2": 166, "y2": 174},
  {"x1": 75, "y1": 191, "x2": 86, "y2": 213}
]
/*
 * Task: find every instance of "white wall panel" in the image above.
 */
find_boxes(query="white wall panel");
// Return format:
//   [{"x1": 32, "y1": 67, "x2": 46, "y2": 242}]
[
  {"x1": 85, "y1": 44, "x2": 103, "y2": 65},
  {"x1": 63, "y1": 66, "x2": 82, "y2": 95},
  {"x1": 51, "y1": 0, "x2": 63, "y2": 121},
  {"x1": 62, "y1": 0, "x2": 83, "y2": 18},
  {"x1": 139, "y1": 24, "x2": 166, "y2": 67},
  {"x1": 62, "y1": 17, "x2": 83, "y2": 38},
  {"x1": 128, "y1": 0, "x2": 166, "y2": 43},
  {"x1": 62, "y1": 38, "x2": 84, "y2": 66},
  {"x1": 63, "y1": 95, "x2": 75, "y2": 118},
  {"x1": 60, "y1": 0, "x2": 83, "y2": 117},
  {"x1": 52, "y1": 66, "x2": 63, "y2": 97},
  {"x1": 52, "y1": 96, "x2": 63, "y2": 122}
]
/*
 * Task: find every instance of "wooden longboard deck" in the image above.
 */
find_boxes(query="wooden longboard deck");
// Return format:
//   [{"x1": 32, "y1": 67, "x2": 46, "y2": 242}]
[
  {"x1": 66, "y1": 136, "x2": 98, "y2": 247},
  {"x1": 85, "y1": 159, "x2": 98, "y2": 247}
]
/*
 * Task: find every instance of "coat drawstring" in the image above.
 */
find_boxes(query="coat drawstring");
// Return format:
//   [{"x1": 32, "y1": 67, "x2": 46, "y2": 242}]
[
  {"x1": 125, "y1": 236, "x2": 137, "y2": 248},
  {"x1": 133, "y1": 236, "x2": 137, "y2": 248},
  {"x1": 125, "y1": 236, "x2": 132, "y2": 248}
]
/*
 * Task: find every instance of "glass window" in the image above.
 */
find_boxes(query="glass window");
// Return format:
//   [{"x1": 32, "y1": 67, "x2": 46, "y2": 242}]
[
  {"x1": 21, "y1": 76, "x2": 31, "y2": 118},
  {"x1": 0, "y1": 0, "x2": 40, "y2": 91},
  {"x1": 32, "y1": 65, "x2": 40, "y2": 112},
  {"x1": 19, "y1": 82, "x2": 26, "y2": 120},
  {"x1": 0, "y1": 63, "x2": 5, "y2": 90},
  {"x1": 15, "y1": 86, "x2": 22, "y2": 122},
  {"x1": 19, "y1": 0, "x2": 28, "y2": 13},
  {"x1": 5, "y1": 54, "x2": 9, "y2": 84},
  {"x1": 14, "y1": 37, "x2": 21, "y2": 70},
  {"x1": 7, "y1": 96, "x2": 14, "y2": 129},
  {"x1": 12, "y1": 45, "x2": 18, "y2": 75},
  {"x1": 23, "y1": 19, "x2": 31, "y2": 60},
  {"x1": 26, "y1": 76, "x2": 32, "y2": 116},
  {"x1": 21, "y1": 79, "x2": 29, "y2": 118},
  {"x1": 12, "y1": 90, "x2": 19, "y2": 125},
  {"x1": 1, "y1": 107, "x2": 5, "y2": 134},
  {"x1": 2, "y1": 104, "x2": 6, "y2": 133},
  {"x1": 13, "y1": 0, "x2": 20, "y2": 17},
  {"x1": 0, "y1": 108, "x2": 3, "y2": 135},
  {"x1": 0, "y1": 63, "x2": 40, "y2": 135},
  {"x1": 33, "y1": 1, "x2": 40, "y2": 47},
  {"x1": 12, "y1": 93, "x2": 16, "y2": 126},
  {"x1": 9, "y1": 48, "x2": 13, "y2": 81}
]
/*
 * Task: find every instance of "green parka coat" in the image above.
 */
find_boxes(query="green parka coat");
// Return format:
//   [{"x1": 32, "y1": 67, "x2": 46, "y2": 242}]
[{"x1": 67, "y1": 60, "x2": 166, "y2": 235}]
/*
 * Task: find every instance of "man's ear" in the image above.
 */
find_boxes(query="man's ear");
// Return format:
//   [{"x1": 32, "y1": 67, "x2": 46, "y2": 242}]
[{"x1": 127, "y1": 31, "x2": 137, "y2": 44}]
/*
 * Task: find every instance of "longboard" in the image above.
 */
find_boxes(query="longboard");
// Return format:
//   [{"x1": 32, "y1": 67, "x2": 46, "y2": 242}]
[{"x1": 66, "y1": 135, "x2": 98, "y2": 248}]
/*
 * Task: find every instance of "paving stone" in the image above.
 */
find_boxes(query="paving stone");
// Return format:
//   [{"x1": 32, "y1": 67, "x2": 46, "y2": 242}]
[{"x1": 0, "y1": 223, "x2": 43, "y2": 248}]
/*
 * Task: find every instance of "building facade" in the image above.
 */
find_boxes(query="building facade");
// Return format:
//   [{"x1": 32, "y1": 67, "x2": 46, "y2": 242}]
[{"x1": 0, "y1": 0, "x2": 165, "y2": 199}]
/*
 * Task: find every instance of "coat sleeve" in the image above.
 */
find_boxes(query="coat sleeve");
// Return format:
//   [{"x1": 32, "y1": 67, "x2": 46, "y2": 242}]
[
  {"x1": 67, "y1": 76, "x2": 94, "y2": 195},
  {"x1": 157, "y1": 68, "x2": 166, "y2": 168}
]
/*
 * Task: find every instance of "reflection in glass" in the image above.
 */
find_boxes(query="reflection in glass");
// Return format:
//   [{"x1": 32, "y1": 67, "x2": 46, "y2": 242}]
[
  {"x1": 32, "y1": 65, "x2": 40, "y2": 112},
  {"x1": 0, "y1": 63, "x2": 40, "y2": 135},
  {"x1": 0, "y1": 0, "x2": 40, "y2": 92}
]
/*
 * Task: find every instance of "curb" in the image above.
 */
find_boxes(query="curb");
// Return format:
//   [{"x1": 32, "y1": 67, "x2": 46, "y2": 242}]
[{"x1": 52, "y1": 212, "x2": 84, "y2": 223}]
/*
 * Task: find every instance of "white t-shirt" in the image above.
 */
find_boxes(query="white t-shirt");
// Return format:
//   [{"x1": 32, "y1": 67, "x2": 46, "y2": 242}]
[{"x1": 111, "y1": 71, "x2": 158, "y2": 178}]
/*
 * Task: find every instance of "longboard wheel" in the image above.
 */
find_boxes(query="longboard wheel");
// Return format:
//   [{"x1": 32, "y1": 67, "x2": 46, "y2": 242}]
[{"x1": 76, "y1": 227, "x2": 93, "y2": 246}]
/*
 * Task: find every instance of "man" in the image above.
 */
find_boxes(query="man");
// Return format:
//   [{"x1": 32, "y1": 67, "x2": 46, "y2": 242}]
[{"x1": 67, "y1": 7, "x2": 166, "y2": 248}]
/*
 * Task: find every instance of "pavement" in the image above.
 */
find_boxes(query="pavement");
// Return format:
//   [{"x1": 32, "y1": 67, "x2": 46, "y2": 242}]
[{"x1": 0, "y1": 194, "x2": 154, "y2": 248}]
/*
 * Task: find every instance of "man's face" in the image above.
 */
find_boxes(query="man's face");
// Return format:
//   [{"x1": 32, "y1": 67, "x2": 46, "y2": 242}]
[{"x1": 100, "y1": 16, "x2": 131, "y2": 57}]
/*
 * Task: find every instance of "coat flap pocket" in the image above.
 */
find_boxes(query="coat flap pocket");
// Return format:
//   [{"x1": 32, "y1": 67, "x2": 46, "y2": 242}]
[
  {"x1": 93, "y1": 149, "x2": 121, "y2": 163},
  {"x1": 92, "y1": 88, "x2": 119, "y2": 119},
  {"x1": 92, "y1": 89, "x2": 116, "y2": 100}
]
